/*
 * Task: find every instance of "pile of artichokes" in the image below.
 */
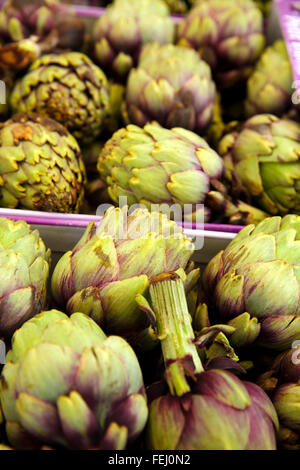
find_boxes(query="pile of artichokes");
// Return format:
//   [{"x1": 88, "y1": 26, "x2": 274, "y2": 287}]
[
  {"x1": 0, "y1": 0, "x2": 297, "y2": 223},
  {"x1": 2, "y1": 206, "x2": 300, "y2": 450}
]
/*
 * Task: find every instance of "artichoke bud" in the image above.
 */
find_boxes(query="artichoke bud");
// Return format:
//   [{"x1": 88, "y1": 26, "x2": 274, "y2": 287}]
[{"x1": 0, "y1": 310, "x2": 148, "y2": 450}]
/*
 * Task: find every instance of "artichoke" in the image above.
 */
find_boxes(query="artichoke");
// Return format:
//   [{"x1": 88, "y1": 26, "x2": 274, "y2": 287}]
[
  {"x1": 245, "y1": 41, "x2": 293, "y2": 117},
  {"x1": 123, "y1": 43, "x2": 216, "y2": 134},
  {"x1": 97, "y1": 122, "x2": 224, "y2": 222},
  {"x1": 0, "y1": 113, "x2": 85, "y2": 213},
  {"x1": 202, "y1": 214, "x2": 300, "y2": 352},
  {"x1": 51, "y1": 206, "x2": 194, "y2": 350},
  {"x1": 0, "y1": 310, "x2": 148, "y2": 450},
  {"x1": 257, "y1": 344, "x2": 300, "y2": 449},
  {"x1": 177, "y1": 0, "x2": 265, "y2": 89},
  {"x1": 10, "y1": 52, "x2": 110, "y2": 144},
  {"x1": 0, "y1": 0, "x2": 85, "y2": 71},
  {"x1": 219, "y1": 114, "x2": 300, "y2": 217},
  {"x1": 92, "y1": 0, "x2": 175, "y2": 81},
  {"x1": 0, "y1": 217, "x2": 50, "y2": 337},
  {"x1": 144, "y1": 273, "x2": 278, "y2": 450}
]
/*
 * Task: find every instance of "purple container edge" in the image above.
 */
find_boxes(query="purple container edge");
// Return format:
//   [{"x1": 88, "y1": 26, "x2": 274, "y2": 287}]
[{"x1": 0, "y1": 209, "x2": 243, "y2": 233}]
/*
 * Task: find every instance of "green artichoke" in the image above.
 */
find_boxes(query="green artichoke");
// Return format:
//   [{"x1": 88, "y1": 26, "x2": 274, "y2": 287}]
[
  {"x1": 92, "y1": 0, "x2": 175, "y2": 81},
  {"x1": 10, "y1": 52, "x2": 110, "y2": 144},
  {"x1": 202, "y1": 214, "x2": 300, "y2": 351},
  {"x1": 0, "y1": 113, "x2": 86, "y2": 212},
  {"x1": 219, "y1": 114, "x2": 300, "y2": 217},
  {"x1": 177, "y1": 0, "x2": 265, "y2": 89},
  {"x1": 0, "y1": 0, "x2": 85, "y2": 71},
  {"x1": 97, "y1": 122, "x2": 224, "y2": 222},
  {"x1": 0, "y1": 217, "x2": 50, "y2": 337},
  {"x1": 51, "y1": 206, "x2": 194, "y2": 350},
  {"x1": 123, "y1": 43, "x2": 216, "y2": 133},
  {"x1": 0, "y1": 310, "x2": 148, "y2": 450},
  {"x1": 144, "y1": 273, "x2": 278, "y2": 450},
  {"x1": 246, "y1": 41, "x2": 293, "y2": 117}
]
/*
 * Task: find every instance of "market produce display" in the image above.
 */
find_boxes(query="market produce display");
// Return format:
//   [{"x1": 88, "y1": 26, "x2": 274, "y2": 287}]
[
  {"x1": 1, "y1": 0, "x2": 300, "y2": 453},
  {"x1": 0, "y1": 113, "x2": 86, "y2": 212},
  {"x1": 92, "y1": 0, "x2": 175, "y2": 81}
]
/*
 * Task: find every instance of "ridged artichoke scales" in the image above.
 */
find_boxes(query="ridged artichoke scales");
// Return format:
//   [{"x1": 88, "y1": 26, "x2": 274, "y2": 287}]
[
  {"x1": 0, "y1": 113, "x2": 86, "y2": 213},
  {"x1": 10, "y1": 52, "x2": 110, "y2": 144}
]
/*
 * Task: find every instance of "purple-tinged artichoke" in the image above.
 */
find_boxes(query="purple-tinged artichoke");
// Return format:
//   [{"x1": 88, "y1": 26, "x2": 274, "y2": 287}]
[
  {"x1": 220, "y1": 114, "x2": 300, "y2": 217},
  {"x1": 0, "y1": 310, "x2": 148, "y2": 450},
  {"x1": 92, "y1": 0, "x2": 175, "y2": 81},
  {"x1": 10, "y1": 52, "x2": 110, "y2": 144},
  {"x1": 51, "y1": 206, "x2": 195, "y2": 350},
  {"x1": 143, "y1": 273, "x2": 278, "y2": 450},
  {"x1": 246, "y1": 41, "x2": 293, "y2": 117},
  {"x1": 257, "y1": 344, "x2": 300, "y2": 449},
  {"x1": 0, "y1": 217, "x2": 50, "y2": 337},
  {"x1": 0, "y1": 0, "x2": 85, "y2": 71},
  {"x1": 202, "y1": 214, "x2": 300, "y2": 351},
  {"x1": 177, "y1": 0, "x2": 265, "y2": 90},
  {"x1": 123, "y1": 43, "x2": 216, "y2": 134},
  {"x1": 0, "y1": 113, "x2": 86, "y2": 213}
]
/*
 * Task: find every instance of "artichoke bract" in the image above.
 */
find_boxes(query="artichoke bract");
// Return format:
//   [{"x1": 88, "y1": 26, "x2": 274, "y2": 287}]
[
  {"x1": 0, "y1": 0, "x2": 85, "y2": 71},
  {"x1": 92, "y1": 0, "x2": 175, "y2": 81},
  {"x1": 0, "y1": 217, "x2": 50, "y2": 337},
  {"x1": 51, "y1": 206, "x2": 194, "y2": 349},
  {"x1": 0, "y1": 113, "x2": 85, "y2": 213},
  {"x1": 10, "y1": 52, "x2": 110, "y2": 144},
  {"x1": 202, "y1": 215, "x2": 300, "y2": 351},
  {"x1": 177, "y1": 0, "x2": 265, "y2": 90},
  {"x1": 145, "y1": 273, "x2": 278, "y2": 450},
  {"x1": 220, "y1": 114, "x2": 300, "y2": 217},
  {"x1": 246, "y1": 41, "x2": 293, "y2": 117},
  {"x1": 97, "y1": 122, "x2": 224, "y2": 222},
  {"x1": 124, "y1": 43, "x2": 216, "y2": 133},
  {"x1": 0, "y1": 310, "x2": 148, "y2": 450}
]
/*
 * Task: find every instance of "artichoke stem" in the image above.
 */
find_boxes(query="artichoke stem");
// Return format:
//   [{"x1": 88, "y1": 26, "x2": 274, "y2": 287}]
[{"x1": 149, "y1": 273, "x2": 204, "y2": 397}]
